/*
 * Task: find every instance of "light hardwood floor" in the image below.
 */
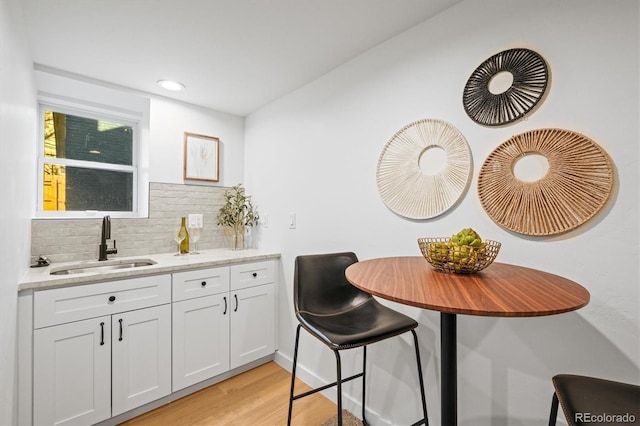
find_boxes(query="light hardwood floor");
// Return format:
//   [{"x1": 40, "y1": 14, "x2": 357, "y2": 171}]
[{"x1": 119, "y1": 361, "x2": 337, "y2": 426}]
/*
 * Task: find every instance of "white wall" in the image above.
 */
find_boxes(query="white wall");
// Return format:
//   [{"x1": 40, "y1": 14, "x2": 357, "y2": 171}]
[
  {"x1": 149, "y1": 98, "x2": 245, "y2": 186},
  {"x1": 34, "y1": 71, "x2": 246, "y2": 190},
  {"x1": 245, "y1": 0, "x2": 640, "y2": 424},
  {"x1": 0, "y1": 0, "x2": 37, "y2": 424}
]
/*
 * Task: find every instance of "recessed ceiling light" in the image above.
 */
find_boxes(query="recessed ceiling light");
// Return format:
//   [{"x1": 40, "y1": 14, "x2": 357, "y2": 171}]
[{"x1": 157, "y1": 79, "x2": 186, "y2": 91}]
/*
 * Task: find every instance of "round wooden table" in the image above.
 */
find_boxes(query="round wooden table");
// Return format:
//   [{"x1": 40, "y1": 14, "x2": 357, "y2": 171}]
[{"x1": 345, "y1": 257, "x2": 590, "y2": 425}]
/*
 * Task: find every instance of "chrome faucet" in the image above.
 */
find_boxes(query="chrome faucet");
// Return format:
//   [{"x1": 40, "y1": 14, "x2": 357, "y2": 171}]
[{"x1": 99, "y1": 215, "x2": 118, "y2": 261}]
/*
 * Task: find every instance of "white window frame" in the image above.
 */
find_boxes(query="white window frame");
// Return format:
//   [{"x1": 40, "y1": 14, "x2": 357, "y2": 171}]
[{"x1": 36, "y1": 96, "x2": 146, "y2": 219}]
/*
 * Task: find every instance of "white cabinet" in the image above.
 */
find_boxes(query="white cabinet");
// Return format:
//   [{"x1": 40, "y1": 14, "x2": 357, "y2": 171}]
[
  {"x1": 33, "y1": 274, "x2": 171, "y2": 328},
  {"x1": 20, "y1": 254, "x2": 279, "y2": 426},
  {"x1": 33, "y1": 316, "x2": 111, "y2": 425},
  {"x1": 230, "y1": 261, "x2": 276, "y2": 369},
  {"x1": 112, "y1": 305, "x2": 172, "y2": 416},
  {"x1": 230, "y1": 283, "x2": 275, "y2": 369},
  {"x1": 32, "y1": 275, "x2": 172, "y2": 425},
  {"x1": 171, "y1": 266, "x2": 230, "y2": 302},
  {"x1": 172, "y1": 294, "x2": 230, "y2": 391},
  {"x1": 172, "y1": 260, "x2": 276, "y2": 391}
]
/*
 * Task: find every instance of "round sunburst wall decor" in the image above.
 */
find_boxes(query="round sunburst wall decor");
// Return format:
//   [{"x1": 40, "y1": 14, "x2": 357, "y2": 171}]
[
  {"x1": 463, "y1": 48, "x2": 549, "y2": 126},
  {"x1": 477, "y1": 128, "x2": 613, "y2": 235},
  {"x1": 376, "y1": 119, "x2": 471, "y2": 219}
]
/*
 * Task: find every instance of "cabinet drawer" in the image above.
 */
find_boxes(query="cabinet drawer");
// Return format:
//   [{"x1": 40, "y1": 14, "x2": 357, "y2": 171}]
[
  {"x1": 230, "y1": 260, "x2": 275, "y2": 290},
  {"x1": 34, "y1": 275, "x2": 171, "y2": 329},
  {"x1": 172, "y1": 267, "x2": 230, "y2": 302}
]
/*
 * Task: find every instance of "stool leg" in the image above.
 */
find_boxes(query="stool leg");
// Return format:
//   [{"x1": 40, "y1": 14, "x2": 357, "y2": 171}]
[
  {"x1": 287, "y1": 325, "x2": 302, "y2": 426},
  {"x1": 548, "y1": 392, "x2": 559, "y2": 426},
  {"x1": 362, "y1": 346, "x2": 367, "y2": 425},
  {"x1": 411, "y1": 330, "x2": 429, "y2": 426},
  {"x1": 334, "y1": 350, "x2": 343, "y2": 426}
]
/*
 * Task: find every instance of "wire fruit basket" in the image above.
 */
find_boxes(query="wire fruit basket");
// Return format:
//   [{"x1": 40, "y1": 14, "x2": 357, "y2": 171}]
[{"x1": 418, "y1": 237, "x2": 501, "y2": 274}]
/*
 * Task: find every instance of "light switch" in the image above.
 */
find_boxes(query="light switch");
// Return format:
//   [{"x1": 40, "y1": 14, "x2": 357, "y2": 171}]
[{"x1": 288, "y1": 212, "x2": 296, "y2": 229}]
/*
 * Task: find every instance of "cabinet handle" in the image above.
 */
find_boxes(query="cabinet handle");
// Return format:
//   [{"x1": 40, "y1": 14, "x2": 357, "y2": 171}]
[
  {"x1": 118, "y1": 318, "x2": 123, "y2": 341},
  {"x1": 252, "y1": 272, "x2": 257, "y2": 278},
  {"x1": 201, "y1": 281, "x2": 207, "y2": 287},
  {"x1": 223, "y1": 296, "x2": 227, "y2": 315},
  {"x1": 100, "y1": 322, "x2": 105, "y2": 346},
  {"x1": 109, "y1": 295, "x2": 116, "y2": 302},
  {"x1": 234, "y1": 294, "x2": 239, "y2": 312}
]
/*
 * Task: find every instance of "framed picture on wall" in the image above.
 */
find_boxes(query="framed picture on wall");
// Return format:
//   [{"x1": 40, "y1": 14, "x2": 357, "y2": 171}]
[{"x1": 183, "y1": 132, "x2": 220, "y2": 182}]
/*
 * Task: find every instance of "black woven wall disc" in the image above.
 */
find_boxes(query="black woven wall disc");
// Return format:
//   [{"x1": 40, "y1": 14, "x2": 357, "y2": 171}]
[{"x1": 463, "y1": 48, "x2": 549, "y2": 126}]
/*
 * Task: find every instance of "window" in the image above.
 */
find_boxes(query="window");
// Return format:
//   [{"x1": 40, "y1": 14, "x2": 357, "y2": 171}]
[{"x1": 37, "y1": 102, "x2": 140, "y2": 218}]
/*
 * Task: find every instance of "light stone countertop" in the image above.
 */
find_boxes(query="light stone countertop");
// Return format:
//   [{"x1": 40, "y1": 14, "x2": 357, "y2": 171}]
[{"x1": 19, "y1": 248, "x2": 281, "y2": 291}]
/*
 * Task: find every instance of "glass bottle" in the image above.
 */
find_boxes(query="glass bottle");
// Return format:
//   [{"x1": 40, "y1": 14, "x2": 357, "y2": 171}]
[{"x1": 179, "y1": 217, "x2": 190, "y2": 254}]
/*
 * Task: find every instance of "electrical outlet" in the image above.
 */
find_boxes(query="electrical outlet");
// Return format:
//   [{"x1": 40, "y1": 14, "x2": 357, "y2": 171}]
[{"x1": 188, "y1": 213, "x2": 203, "y2": 228}]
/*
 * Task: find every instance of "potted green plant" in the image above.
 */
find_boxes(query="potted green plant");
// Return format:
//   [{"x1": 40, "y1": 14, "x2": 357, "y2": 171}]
[{"x1": 216, "y1": 184, "x2": 259, "y2": 250}]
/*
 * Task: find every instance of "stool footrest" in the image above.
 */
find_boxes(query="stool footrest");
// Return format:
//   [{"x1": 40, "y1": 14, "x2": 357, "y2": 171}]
[{"x1": 292, "y1": 372, "x2": 364, "y2": 401}]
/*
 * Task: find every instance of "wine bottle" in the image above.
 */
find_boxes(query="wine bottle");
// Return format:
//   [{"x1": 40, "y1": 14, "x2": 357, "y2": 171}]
[{"x1": 180, "y1": 217, "x2": 190, "y2": 254}]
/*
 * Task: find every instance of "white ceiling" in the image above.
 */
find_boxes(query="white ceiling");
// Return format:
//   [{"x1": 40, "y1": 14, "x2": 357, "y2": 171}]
[{"x1": 20, "y1": 0, "x2": 461, "y2": 116}]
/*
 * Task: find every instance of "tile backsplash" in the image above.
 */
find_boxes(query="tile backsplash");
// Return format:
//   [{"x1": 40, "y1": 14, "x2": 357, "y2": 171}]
[{"x1": 31, "y1": 183, "x2": 232, "y2": 264}]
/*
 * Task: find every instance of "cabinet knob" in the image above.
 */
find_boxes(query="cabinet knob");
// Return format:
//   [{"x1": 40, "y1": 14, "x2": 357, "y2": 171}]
[
  {"x1": 108, "y1": 295, "x2": 116, "y2": 302},
  {"x1": 252, "y1": 272, "x2": 258, "y2": 278},
  {"x1": 201, "y1": 281, "x2": 207, "y2": 287}
]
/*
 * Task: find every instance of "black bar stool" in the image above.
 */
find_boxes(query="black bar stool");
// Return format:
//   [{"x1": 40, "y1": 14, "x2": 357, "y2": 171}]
[
  {"x1": 549, "y1": 374, "x2": 639, "y2": 426},
  {"x1": 287, "y1": 252, "x2": 429, "y2": 426}
]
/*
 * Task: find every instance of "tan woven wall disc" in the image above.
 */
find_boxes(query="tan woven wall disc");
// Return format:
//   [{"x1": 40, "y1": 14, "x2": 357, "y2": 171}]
[{"x1": 478, "y1": 128, "x2": 613, "y2": 235}]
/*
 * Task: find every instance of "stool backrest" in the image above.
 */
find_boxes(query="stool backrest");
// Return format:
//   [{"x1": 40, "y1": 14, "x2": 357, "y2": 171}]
[{"x1": 294, "y1": 252, "x2": 372, "y2": 316}]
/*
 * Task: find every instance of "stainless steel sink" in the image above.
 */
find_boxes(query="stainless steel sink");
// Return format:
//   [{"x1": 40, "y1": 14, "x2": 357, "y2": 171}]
[{"x1": 50, "y1": 258, "x2": 157, "y2": 275}]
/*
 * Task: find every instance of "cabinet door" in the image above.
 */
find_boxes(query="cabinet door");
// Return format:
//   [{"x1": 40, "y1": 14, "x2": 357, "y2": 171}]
[
  {"x1": 230, "y1": 284, "x2": 276, "y2": 369},
  {"x1": 112, "y1": 304, "x2": 172, "y2": 416},
  {"x1": 172, "y1": 294, "x2": 230, "y2": 391},
  {"x1": 34, "y1": 316, "x2": 111, "y2": 426}
]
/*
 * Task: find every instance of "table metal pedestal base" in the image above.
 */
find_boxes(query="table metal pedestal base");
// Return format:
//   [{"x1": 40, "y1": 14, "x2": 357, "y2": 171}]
[{"x1": 441, "y1": 313, "x2": 457, "y2": 426}]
